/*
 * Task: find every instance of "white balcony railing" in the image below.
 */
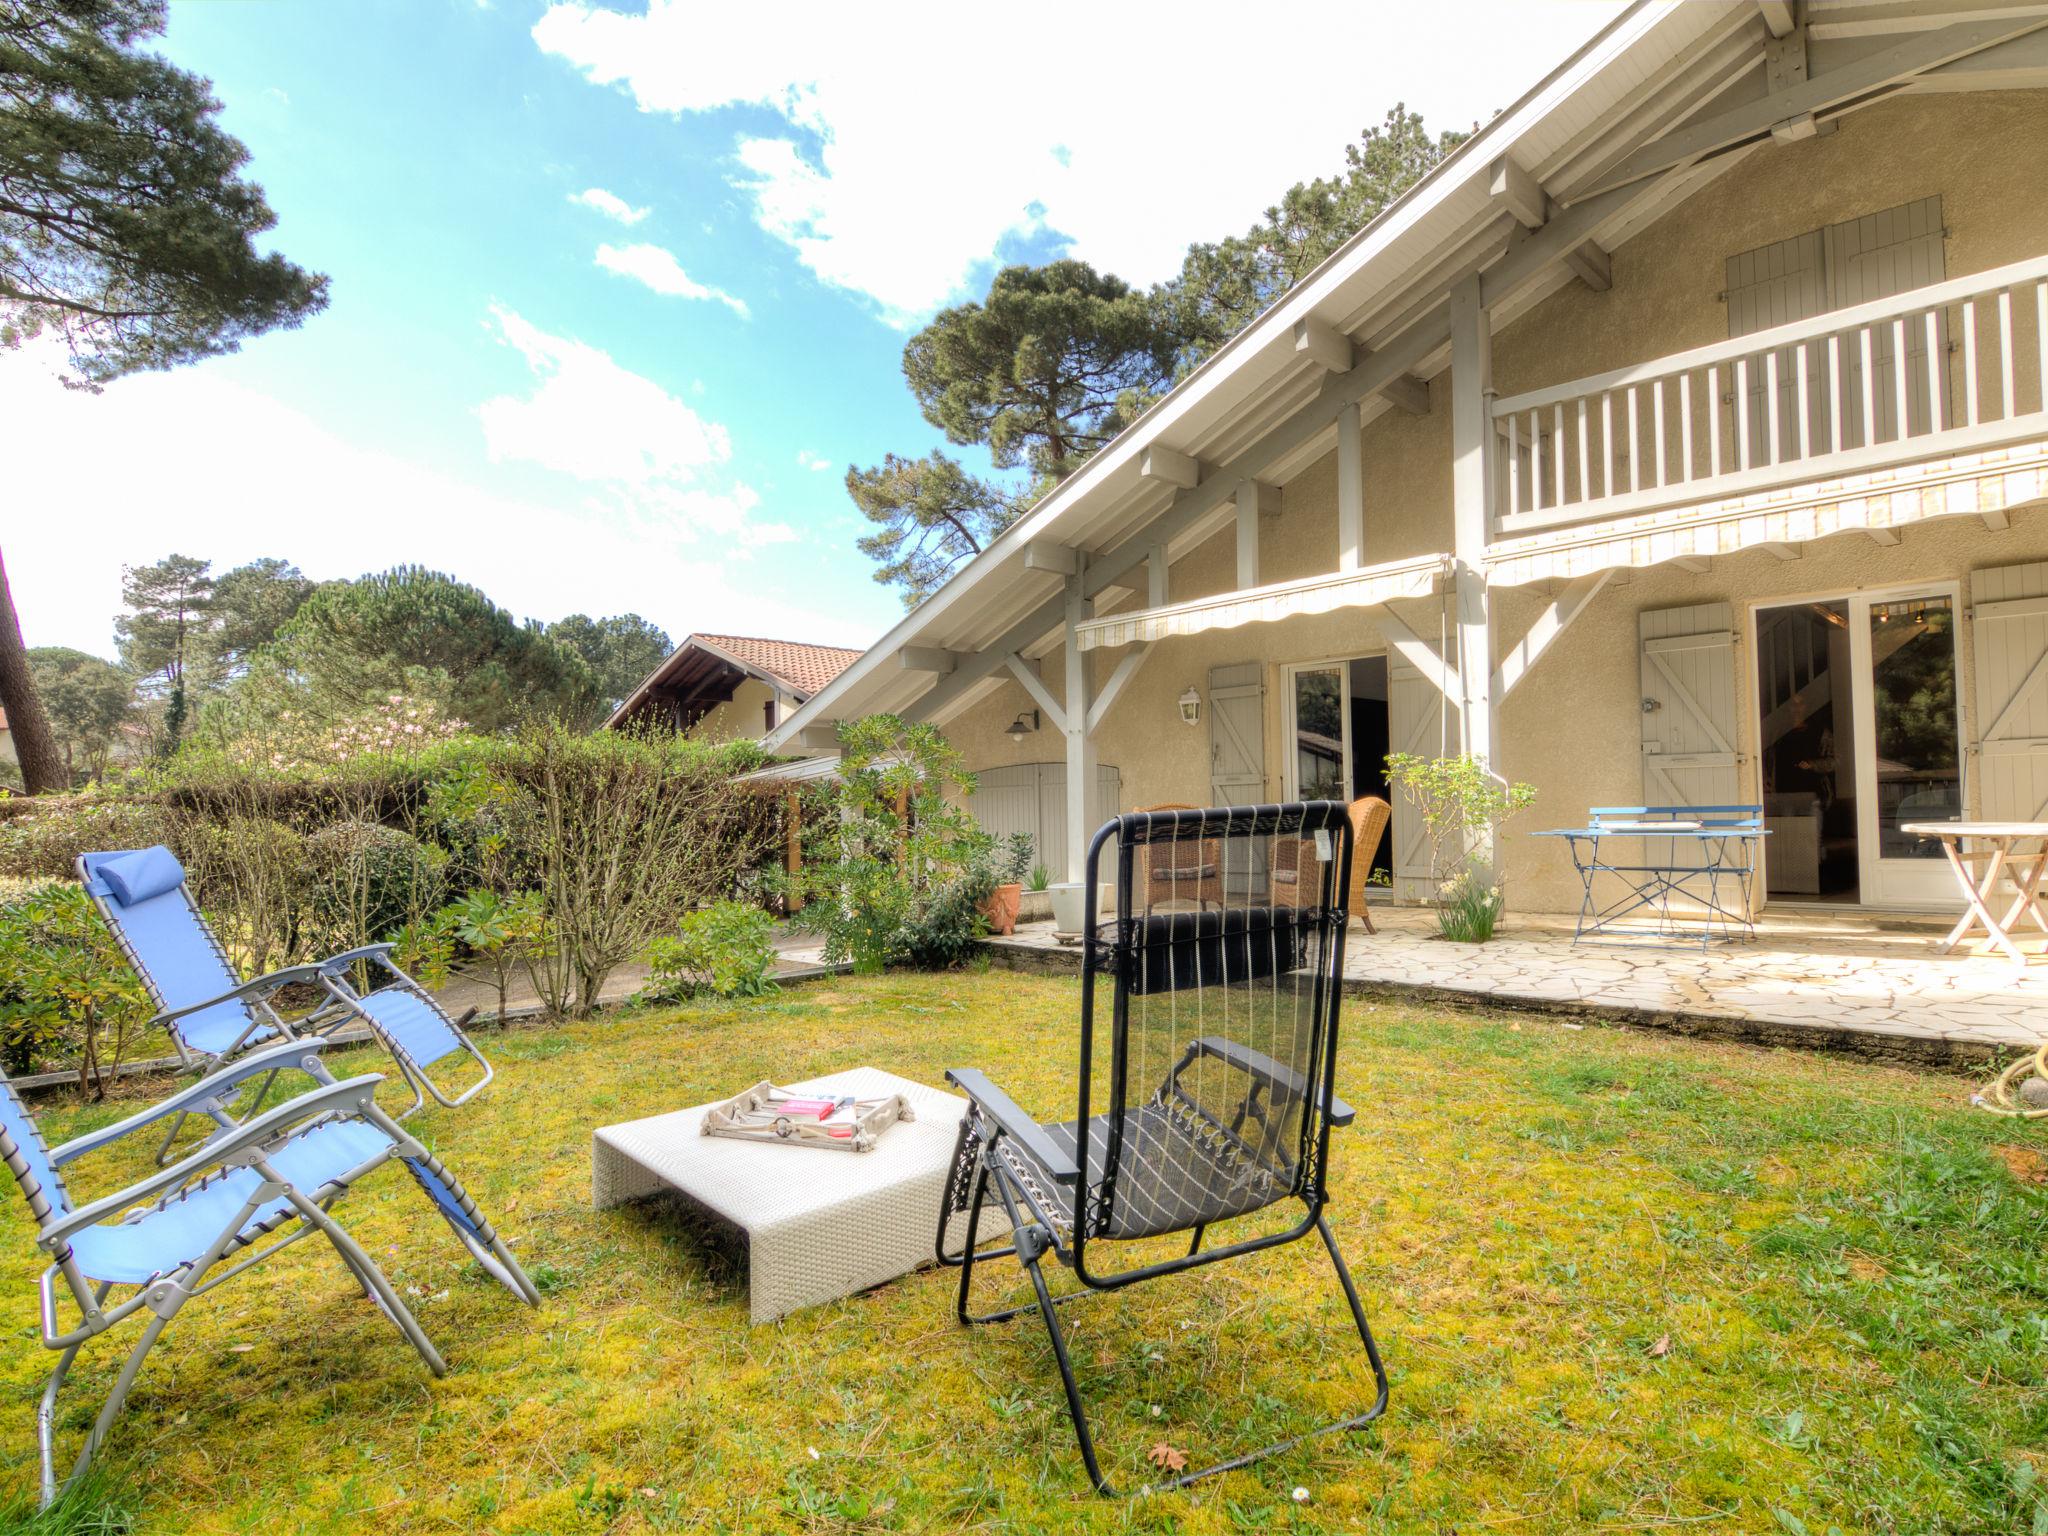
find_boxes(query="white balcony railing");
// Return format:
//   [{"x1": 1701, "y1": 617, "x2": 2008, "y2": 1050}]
[{"x1": 1490, "y1": 254, "x2": 2048, "y2": 538}]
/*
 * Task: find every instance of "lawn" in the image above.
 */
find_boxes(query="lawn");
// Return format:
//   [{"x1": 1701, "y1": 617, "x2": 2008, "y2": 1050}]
[{"x1": 1, "y1": 968, "x2": 2044, "y2": 1535}]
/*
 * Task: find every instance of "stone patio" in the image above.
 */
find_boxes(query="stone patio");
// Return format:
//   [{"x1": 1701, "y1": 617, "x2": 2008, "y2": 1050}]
[{"x1": 984, "y1": 906, "x2": 2048, "y2": 1065}]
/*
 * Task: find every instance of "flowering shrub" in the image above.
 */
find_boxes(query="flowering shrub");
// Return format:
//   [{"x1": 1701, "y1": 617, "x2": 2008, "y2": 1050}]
[{"x1": 226, "y1": 694, "x2": 468, "y2": 774}]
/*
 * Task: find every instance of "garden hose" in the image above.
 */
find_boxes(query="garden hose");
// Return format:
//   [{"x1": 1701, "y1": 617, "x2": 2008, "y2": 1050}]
[{"x1": 1971, "y1": 1038, "x2": 2048, "y2": 1118}]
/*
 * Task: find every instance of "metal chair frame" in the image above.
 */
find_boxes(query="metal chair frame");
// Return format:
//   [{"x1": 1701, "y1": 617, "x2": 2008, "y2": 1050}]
[{"x1": 938, "y1": 802, "x2": 1388, "y2": 1495}]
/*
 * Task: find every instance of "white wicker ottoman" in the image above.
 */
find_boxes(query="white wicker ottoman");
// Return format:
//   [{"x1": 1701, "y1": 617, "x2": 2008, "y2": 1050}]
[{"x1": 591, "y1": 1067, "x2": 1006, "y2": 1324}]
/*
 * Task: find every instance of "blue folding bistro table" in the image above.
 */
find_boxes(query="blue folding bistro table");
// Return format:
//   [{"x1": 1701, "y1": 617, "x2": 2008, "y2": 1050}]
[{"x1": 1535, "y1": 805, "x2": 1769, "y2": 948}]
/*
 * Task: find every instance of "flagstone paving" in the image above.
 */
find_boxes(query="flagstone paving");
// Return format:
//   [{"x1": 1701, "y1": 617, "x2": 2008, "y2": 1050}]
[{"x1": 985, "y1": 906, "x2": 2048, "y2": 1063}]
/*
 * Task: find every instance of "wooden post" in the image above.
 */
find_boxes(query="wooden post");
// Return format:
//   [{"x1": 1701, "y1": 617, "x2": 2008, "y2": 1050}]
[
  {"x1": 1449, "y1": 274, "x2": 1495, "y2": 770},
  {"x1": 1235, "y1": 480, "x2": 1260, "y2": 588},
  {"x1": 1063, "y1": 568, "x2": 1096, "y2": 883},
  {"x1": 1337, "y1": 400, "x2": 1364, "y2": 570},
  {"x1": 784, "y1": 787, "x2": 804, "y2": 913}
]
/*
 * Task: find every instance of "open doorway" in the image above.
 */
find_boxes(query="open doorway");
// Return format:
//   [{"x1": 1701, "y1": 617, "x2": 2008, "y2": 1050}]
[
  {"x1": 1284, "y1": 655, "x2": 1393, "y2": 886},
  {"x1": 1753, "y1": 587, "x2": 1964, "y2": 908}
]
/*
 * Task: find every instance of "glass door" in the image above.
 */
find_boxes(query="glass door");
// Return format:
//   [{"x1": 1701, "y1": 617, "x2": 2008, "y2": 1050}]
[
  {"x1": 1285, "y1": 664, "x2": 1350, "y2": 800},
  {"x1": 1851, "y1": 588, "x2": 1965, "y2": 907}
]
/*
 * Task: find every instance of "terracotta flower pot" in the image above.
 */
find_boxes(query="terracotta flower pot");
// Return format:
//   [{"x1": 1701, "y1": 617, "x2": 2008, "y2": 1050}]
[{"x1": 980, "y1": 882, "x2": 1023, "y2": 936}]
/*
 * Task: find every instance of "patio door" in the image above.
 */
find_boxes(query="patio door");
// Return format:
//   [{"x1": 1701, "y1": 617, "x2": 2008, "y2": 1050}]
[{"x1": 1852, "y1": 587, "x2": 1963, "y2": 907}]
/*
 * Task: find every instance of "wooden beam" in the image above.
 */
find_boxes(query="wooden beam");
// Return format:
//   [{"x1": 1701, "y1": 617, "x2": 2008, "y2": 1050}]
[
  {"x1": 1060, "y1": 578, "x2": 1096, "y2": 881},
  {"x1": 796, "y1": 725, "x2": 840, "y2": 751},
  {"x1": 1449, "y1": 274, "x2": 1494, "y2": 765},
  {"x1": 1983, "y1": 508, "x2": 2013, "y2": 531},
  {"x1": 1086, "y1": 643, "x2": 1153, "y2": 735},
  {"x1": 1581, "y1": 16, "x2": 2048, "y2": 197},
  {"x1": 1382, "y1": 373, "x2": 1432, "y2": 415},
  {"x1": 895, "y1": 646, "x2": 961, "y2": 674},
  {"x1": 1336, "y1": 401, "x2": 1364, "y2": 571},
  {"x1": 1759, "y1": 541, "x2": 1802, "y2": 560},
  {"x1": 1146, "y1": 543, "x2": 1169, "y2": 606},
  {"x1": 1492, "y1": 570, "x2": 1614, "y2": 701},
  {"x1": 1564, "y1": 240, "x2": 1612, "y2": 292},
  {"x1": 1024, "y1": 540, "x2": 1079, "y2": 576},
  {"x1": 1236, "y1": 480, "x2": 1261, "y2": 588},
  {"x1": 1489, "y1": 155, "x2": 1547, "y2": 230},
  {"x1": 1864, "y1": 527, "x2": 1900, "y2": 546},
  {"x1": 1757, "y1": 0, "x2": 1796, "y2": 40},
  {"x1": 907, "y1": 593, "x2": 1067, "y2": 722},
  {"x1": 1292, "y1": 317, "x2": 1354, "y2": 374},
  {"x1": 1139, "y1": 443, "x2": 1201, "y2": 490},
  {"x1": 1003, "y1": 653, "x2": 1066, "y2": 734}
]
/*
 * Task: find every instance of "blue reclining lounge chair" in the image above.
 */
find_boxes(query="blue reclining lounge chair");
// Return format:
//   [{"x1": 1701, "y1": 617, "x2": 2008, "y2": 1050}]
[
  {"x1": 0, "y1": 1036, "x2": 536, "y2": 1509},
  {"x1": 78, "y1": 847, "x2": 497, "y2": 1123}
]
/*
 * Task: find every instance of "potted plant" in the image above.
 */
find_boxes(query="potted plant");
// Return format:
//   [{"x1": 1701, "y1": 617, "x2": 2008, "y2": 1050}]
[
  {"x1": 1017, "y1": 860, "x2": 1054, "y2": 924},
  {"x1": 977, "y1": 831, "x2": 1034, "y2": 936}
]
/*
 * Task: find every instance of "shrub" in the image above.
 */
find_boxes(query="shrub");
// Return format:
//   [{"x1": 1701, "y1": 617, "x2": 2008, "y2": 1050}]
[
  {"x1": 0, "y1": 796, "x2": 169, "y2": 880},
  {"x1": 642, "y1": 901, "x2": 779, "y2": 1001},
  {"x1": 0, "y1": 883, "x2": 151, "y2": 1091},
  {"x1": 174, "y1": 814, "x2": 311, "y2": 975},
  {"x1": 304, "y1": 821, "x2": 448, "y2": 953},
  {"x1": 441, "y1": 888, "x2": 544, "y2": 1018},
  {"x1": 1383, "y1": 752, "x2": 1536, "y2": 943}
]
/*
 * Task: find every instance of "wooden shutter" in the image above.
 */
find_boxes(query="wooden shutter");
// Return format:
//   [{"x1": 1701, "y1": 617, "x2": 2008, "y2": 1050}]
[
  {"x1": 1971, "y1": 562, "x2": 2048, "y2": 822},
  {"x1": 1387, "y1": 643, "x2": 1454, "y2": 901},
  {"x1": 1640, "y1": 603, "x2": 1741, "y2": 807},
  {"x1": 1208, "y1": 662, "x2": 1265, "y2": 805},
  {"x1": 1834, "y1": 196, "x2": 1947, "y2": 440}
]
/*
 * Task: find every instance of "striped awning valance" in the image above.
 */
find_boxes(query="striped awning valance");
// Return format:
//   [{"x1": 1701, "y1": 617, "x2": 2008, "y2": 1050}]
[
  {"x1": 1485, "y1": 440, "x2": 2048, "y2": 588},
  {"x1": 1075, "y1": 553, "x2": 1450, "y2": 652}
]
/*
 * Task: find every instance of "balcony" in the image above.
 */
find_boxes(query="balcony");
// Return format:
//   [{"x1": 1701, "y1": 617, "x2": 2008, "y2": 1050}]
[{"x1": 1488, "y1": 255, "x2": 2048, "y2": 548}]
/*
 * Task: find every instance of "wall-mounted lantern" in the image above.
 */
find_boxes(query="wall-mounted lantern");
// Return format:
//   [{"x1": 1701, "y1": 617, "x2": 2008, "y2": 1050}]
[
  {"x1": 1006, "y1": 709, "x2": 1040, "y2": 743},
  {"x1": 1178, "y1": 686, "x2": 1203, "y2": 727}
]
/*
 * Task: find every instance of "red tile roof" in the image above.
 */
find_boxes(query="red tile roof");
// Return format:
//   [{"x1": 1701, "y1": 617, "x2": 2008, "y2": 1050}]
[{"x1": 693, "y1": 635, "x2": 862, "y2": 697}]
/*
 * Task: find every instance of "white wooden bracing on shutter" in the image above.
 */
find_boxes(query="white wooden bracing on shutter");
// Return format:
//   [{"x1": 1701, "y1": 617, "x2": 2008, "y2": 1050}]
[
  {"x1": 1208, "y1": 662, "x2": 1268, "y2": 895},
  {"x1": 1639, "y1": 603, "x2": 1742, "y2": 808},
  {"x1": 967, "y1": 762, "x2": 1121, "y2": 883},
  {"x1": 1726, "y1": 196, "x2": 1945, "y2": 455},
  {"x1": 1970, "y1": 562, "x2": 2048, "y2": 824},
  {"x1": 1388, "y1": 642, "x2": 1456, "y2": 902}
]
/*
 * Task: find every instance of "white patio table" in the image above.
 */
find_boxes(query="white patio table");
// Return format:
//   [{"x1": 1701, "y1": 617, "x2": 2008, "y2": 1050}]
[
  {"x1": 591, "y1": 1066, "x2": 1004, "y2": 1323},
  {"x1": 1902, "y1": 821, "x2": 2048, "y2": 967}
]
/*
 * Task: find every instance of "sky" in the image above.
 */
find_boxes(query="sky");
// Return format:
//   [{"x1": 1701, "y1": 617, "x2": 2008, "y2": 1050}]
[{"x1": 3, "y1": 0, "x2": 1628, "y2": 663}]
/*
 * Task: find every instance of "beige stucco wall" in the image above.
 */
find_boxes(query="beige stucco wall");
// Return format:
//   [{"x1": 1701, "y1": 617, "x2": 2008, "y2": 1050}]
[
  {"x1": 690, "y1": 677, "x2": 781, "y2": 743},
  {"x1": 938, "y1": 89, "x2": 2048, "y2": 914}
]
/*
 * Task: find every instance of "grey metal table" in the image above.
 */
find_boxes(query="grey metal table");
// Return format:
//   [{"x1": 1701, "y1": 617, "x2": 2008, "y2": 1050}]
[{"x1": 1535, "y1": 805, "x2": 1768, "y2": 948}]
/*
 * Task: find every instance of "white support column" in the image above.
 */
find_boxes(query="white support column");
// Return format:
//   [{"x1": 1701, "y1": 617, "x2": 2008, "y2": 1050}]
[
  {"x1": 1235, "y1": 480, "x2": 1260, "y2": 588},
  {"x1": 1336, "y1": 400, "x2": 1364, "y2": 571},
  {"x1": 1147, "y1": 542, "x2": 1169, "y2": 607},
  {"x1": 1062, "y1": 567, "x2": 1097, "y2": 884},
  {"x1": 1449, "y1": 274, "x2": 1495, "y2": 770}
]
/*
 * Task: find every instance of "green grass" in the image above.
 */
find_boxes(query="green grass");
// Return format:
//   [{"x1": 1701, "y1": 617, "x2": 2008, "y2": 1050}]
[{"x1": 0, "y1": 969, "x2": 2043, "y2": 1534}]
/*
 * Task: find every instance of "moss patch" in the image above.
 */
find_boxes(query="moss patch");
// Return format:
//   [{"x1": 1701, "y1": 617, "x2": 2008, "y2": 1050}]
[{"x1": 1, "y1": 971, "x2": 2043, "y2": 1534}]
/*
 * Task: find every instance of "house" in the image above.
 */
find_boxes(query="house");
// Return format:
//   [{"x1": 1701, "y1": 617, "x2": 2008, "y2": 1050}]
[
  {"x1": 764, "y1": 1, "x2": 2048, "y2": 915},
  {"x1": 607, "y1": 634, "x2": 862, "y2": 741}
]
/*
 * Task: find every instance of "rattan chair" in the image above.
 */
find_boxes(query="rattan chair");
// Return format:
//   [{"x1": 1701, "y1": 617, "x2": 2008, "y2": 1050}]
[
  {"x1": 938, "y1": 802, "x2": 1388, "y2": 1495},
  {"x1": 1132, "y1": 803, "x2": 1223, "y2": 913},
  {"x1": 1346, "y1": 795, "x2": 1393, "y2": 934}
]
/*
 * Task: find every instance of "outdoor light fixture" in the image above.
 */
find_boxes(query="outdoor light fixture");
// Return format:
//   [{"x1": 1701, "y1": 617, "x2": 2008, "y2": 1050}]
[
  {"x1": 1006, "y1": 709, "x2": 1040, "y2": 742},
  {"x1": 1178, "y1": 686, "x2": 1202, "y2": 726}
]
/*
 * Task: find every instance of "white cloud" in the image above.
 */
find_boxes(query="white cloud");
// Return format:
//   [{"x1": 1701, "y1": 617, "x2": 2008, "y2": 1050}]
[
  {"x1": 796, "y1": 448, "x2": 831, "y2": 473},
  {"x1": 532, "y1": 0, "x2": 1628, "y2": 325},
  {"x1": 568, "y1": 186, "x2": 649, "y2": 225},
  {"x1": 594, "y1": 241, "x2": 749, "y2": 317},
  {"x1": 0, "y1": 353, "x2": 880, "y2": 662},
  {"x1": 477, "y1": 304, "x2": 730, "y2": 484}
]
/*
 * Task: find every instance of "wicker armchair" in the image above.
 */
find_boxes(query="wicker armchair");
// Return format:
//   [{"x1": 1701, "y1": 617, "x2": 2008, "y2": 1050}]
[
  {"x1": 1133, "y1": 803, "x2": 1224, "y2": 912},
  {"x1": 1269, "y1": 796, "x2": 1391, "y2": 932}
]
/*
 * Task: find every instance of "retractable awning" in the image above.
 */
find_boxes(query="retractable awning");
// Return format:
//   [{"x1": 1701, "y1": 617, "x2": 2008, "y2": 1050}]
[{"x1": 1075, "y1": 553, "x2": 1450, "y2": 652}]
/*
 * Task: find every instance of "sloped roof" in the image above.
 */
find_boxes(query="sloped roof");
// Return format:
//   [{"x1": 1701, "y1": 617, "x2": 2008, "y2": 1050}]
[
  {"x1": 606, "y1": 632, "x2": 864, "y2": 730},
  {"x1": 692, "y1": 635, "x2": 863, "y2": 696}
]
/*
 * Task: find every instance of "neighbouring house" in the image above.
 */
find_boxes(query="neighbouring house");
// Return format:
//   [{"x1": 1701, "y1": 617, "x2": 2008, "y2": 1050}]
[
  {"x1": 607, "y1": 634, "x2": 862, "y2": 741},
  {"x1": 0, "y1": 707, "x2": 13, "y2": 776},
  {"x1": 763, "y1": 0, "x2": 2048, "y2": 916}
]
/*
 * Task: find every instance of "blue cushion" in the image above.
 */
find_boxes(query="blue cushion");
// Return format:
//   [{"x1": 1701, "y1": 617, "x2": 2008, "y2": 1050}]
[{"x1": 97, "y1": 846, "x2": 187, "y2": 908}]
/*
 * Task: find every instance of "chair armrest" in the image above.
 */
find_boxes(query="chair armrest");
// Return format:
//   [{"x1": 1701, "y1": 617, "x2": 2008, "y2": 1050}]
[
  {"x1": 1186, "y1": 1036, "x2": 1355, "y2": 1127},
  {"x1": 318, "y1": 943, "x2": 397, "y2": 975},
  {"x1": 40, "y1": 1073, "x2": 385, "y2": 1249},
  {"x1": 945, "y1": 1068, "x2": 1080, "y2": 1184},
  {"x1": 49, "y1": 1039, "x2": 333, "y2": 1167},
  {"x1": 147, "y1": 964, "x2": 329, "y2": 1029}
]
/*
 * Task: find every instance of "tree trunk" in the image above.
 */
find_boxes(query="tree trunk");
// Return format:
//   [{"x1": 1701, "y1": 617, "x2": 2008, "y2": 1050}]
[{"x1": 0, "y1": 546, "x2": 68, "y2": 794}]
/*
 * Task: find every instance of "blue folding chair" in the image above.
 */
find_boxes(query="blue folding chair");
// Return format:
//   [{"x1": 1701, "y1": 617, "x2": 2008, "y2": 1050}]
[
  {"x1": 78, "y1": 847, "x2": 497, "y2": 1128},
  {"x1": 0, "y1": 1036, "x2": 536, "y2": 1508}
]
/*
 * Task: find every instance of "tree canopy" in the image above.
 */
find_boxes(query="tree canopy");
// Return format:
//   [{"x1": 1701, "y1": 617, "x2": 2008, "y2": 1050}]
[
  {"x1": 205, "y1": 557, "x2": 313, "y2": 678},
  {"x1": 26, "y1": 644, "x2": 130, "y2": 781},
  {"x1": 0, "y1": 0, "x2": 329, "y2": 387},
  {"x1": 848, "y1": 108, "x2": 1465, "y2": 607},
  {"x1": 114, "y1": 551, "x2": 211, "y2": 747},
  {"x1": 268, "y1": 566, "x2": 598, "y2": 733},
  {"x1": 545, "y1": 612, "x2": 673, "y2": 717}
]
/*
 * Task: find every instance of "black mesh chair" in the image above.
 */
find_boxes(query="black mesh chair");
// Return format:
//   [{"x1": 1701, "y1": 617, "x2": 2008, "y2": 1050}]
[{"x1": 937, "y1": 802, "x2": 1388, "y2": 1495}]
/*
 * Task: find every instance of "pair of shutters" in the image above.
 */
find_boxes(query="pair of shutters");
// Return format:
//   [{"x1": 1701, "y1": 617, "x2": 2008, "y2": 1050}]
[
  {"x1": 1635, "y1": 566, "x2": 2048, "y2": 823},
  {"x1": 967, "y1": 762, "x2": 1122, "y2": 884}
]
